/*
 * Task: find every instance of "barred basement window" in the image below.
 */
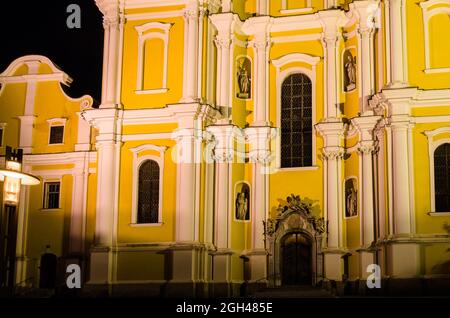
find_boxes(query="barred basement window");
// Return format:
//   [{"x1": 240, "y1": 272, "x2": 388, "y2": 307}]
[
  {"x1": 43, "y1": 182, "x2": 60, "y2": 209},
  {"x1": 138, "y1": 160, "x2": 160, "y2": 223},
  {"x1": 434, "y1": 143, "x2": 450, "y2": 212},
  {"x1": 280, "y1": 73, "x2": 312, "y2": 168},
  {"x1": 49, "y1": 126, "x2": 64, "y2": 144}
]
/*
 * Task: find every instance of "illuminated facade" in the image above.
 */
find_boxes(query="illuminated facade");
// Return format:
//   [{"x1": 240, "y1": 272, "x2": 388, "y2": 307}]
[{"x1": 0, "y1": 0, "x2": 449, "y2": 296}]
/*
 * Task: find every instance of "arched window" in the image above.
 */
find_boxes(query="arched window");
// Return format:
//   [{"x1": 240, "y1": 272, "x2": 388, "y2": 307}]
[
  {"x1": 280, "y1": 73, "x2": 312, "y2": 168},
  {"x1": 138, "y1": 160, "x2": 160, "y2": 223},
  {"x1": 434, "y1": 143, "x2": 450, "y2": 212}
]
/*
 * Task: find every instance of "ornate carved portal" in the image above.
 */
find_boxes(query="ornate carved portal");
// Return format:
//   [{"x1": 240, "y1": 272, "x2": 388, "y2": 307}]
[{"x1": 266, "y1": 194, "x2": 325, "y2": 287}]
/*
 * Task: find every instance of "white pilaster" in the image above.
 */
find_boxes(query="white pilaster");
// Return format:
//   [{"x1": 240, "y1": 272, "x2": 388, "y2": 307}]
[
  {"x1": 256, "y1": 0, "x2": 269, "y2": 15},
  {"x1": 245, "y1": 126, "x2": 273, "y2": 282},
  {"x1": 17, "y1": 116, "x2": 35, "y2": 155},
  {"x1": 248, "y1": 16, "x2": 271, "y2": 126},
  {"x1": 82, "y1": 108, "x2": 120, "y2": 284},
  {"x1": 388, "y1": 0, "x2": 408, "y2": 87},
  {"x1": 381, "y1": 88, "x2": 416, "y2": 235},
  {"x1": 181, "y1": 3, "x2": 200, "y2": 103},
  {"x1": 318, "y1": 10, "x2": 348, "y2": 119},
  {"x1": 351, "y1": 1, "x2": 380, "y2": 112},
  {"x1": 352, "y1": 115, "x2": 381, "y2": 247},
  {"x1": 96, "y1": 0, "x2": 122, "y2": 108},
  {"x1": 69, "y1": 154, "x2": 90, "y2": 255},
  {"x1": 75, "y1": 112, "x2": 91, "y2": 152},
  {"x1": 316, "y1": 121, "x2": 347, "y2": 257},
  {"x1": 210, "y1": 13, "x2": 236, "y2": 117}
]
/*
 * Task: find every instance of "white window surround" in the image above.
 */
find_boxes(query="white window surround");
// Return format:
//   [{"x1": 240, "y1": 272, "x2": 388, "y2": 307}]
[
  {"x1": 130, "y1": 144, "x2": 168, "y2": 226},
  {"x1": 0, "y1": 123, "x2": 6, "y2": 148},
  {"x1": 135, "y1": 22, "x2": 172, "y2": 94},
  {"x1": 424, "y1": 127, "x2": 450, "y2": 213},
  {"x1": 47, "y1": 118, "x2": 67, "y2": 145},
  {"x1": 272, "y1": 53, "x2": 320, "y2": 171},
  {"x1": 420, "y1": 0, "x2": 450, "y2": 74}
]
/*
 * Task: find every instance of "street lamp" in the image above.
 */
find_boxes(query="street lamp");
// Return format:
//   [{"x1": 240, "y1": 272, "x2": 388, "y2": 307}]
[{"x1": 0, "y1": 146, "x2": 40, "y2": 293}]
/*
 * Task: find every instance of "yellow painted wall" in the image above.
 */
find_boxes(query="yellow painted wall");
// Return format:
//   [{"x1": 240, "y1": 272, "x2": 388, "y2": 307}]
[{"x1": 0, "y1": 83, "x2": 27, "y2": 153}]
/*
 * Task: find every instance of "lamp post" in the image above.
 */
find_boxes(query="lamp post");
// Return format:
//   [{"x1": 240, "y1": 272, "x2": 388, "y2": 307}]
[{"x1": 0, "y1": 146, "x2": 40, "y2": 294}]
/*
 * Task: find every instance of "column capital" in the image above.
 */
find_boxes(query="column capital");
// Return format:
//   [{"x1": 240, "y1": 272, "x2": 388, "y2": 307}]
[
  {"x1": 357, "y1": 140, "x2": 378, "y2": 155},
  {"x1": 214, "y1": 36, "x2": 232, "y2": 49},
  {"x1": 322, "y1": 146, "x2": 345, "y2": 160},
  {"x1": 318, "y1": 10, "x2": 349, "y2": 43},
  {"x1": 209, "y1": 12, "x2": 237, "y2": 36},
  {"x1": 183, "y1": 8, "x2": 199, "y2": 20},
  {"x1": 206, "y1": 124, "x2": 240, "y2": 163},
  {"x1": 350, "y1": 0, "x2": 380, "y2": 34},
  {"x1": 245, "y1": 126, "x2": 274, "y2": 164},
  {"x1": 351, "y1": 115, "x2": 382, "y2": 141},
  {"x1": 315, "y1": 120, "x2": 348, "y2": 146}
]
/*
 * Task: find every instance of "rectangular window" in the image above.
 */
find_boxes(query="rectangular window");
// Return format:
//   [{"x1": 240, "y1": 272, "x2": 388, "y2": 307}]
[
  {"x1": 0, "y1": 128, "x2": 3, "y2": 147},
  {"x1": 49, "y1": 126, "x2": 64, "y2": 144},
  {"x1": 43, "y1": 182, "x2": 60, "y2": 209}
]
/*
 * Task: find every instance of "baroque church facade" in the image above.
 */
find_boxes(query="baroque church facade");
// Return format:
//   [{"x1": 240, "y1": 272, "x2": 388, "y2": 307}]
[{"x1": 1, "y1": 0, "x2": 450, "y2": 296}]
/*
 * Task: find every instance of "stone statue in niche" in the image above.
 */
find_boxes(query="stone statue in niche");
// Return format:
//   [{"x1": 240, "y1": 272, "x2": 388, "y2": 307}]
[
  {"x1": 343, "y1": 50, "x2": 357, "y2": 92},
  {"x1": 345, "y1": 178, "x2": 358, "y2": 218},
  {"x1": 235, "y1": 183, "x2": 250, "y2": 221},
  {"x1": 236, "y1": 57, "x2": 251, "y2": 99}
]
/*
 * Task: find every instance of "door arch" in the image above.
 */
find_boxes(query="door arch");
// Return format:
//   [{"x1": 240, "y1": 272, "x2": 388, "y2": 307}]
[
  {"x1": 281, "y1": 231, "x2": 312, "y2": 285},
  {"x1": 266, "y1": 194, "x2": 325, "y2": 287}
]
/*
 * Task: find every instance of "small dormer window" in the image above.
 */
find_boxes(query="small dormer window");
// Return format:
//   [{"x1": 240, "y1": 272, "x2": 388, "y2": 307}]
[{"x1": 47, "y1": 118, "x2": 67, "y2": 145}]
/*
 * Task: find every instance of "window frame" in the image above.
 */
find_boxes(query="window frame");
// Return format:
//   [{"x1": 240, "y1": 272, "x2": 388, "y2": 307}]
[
  {"x1": 47, "y1": 118, "x2": 67, "y2": 145},
  {"x1": 425, "y1": 127, "x2": 450, "y2": 214},
  {"x1": 43, "y1": 180, "x2": 61, "y2": 210},
  {"x1": 130, "y1": 144, "x2": 167, "y2": 226},
  {"x1": 279, "y1": 72, "x2": 313, "y2": 168},
  {"x1": 272, "y1": 53, "x2": 320, "y2": 171},
  {"x1": 137, "y1": 159, "x2": 161, "y2": 224},
  {"x1": 433, "y1": 143, "x2": 450, "y2": 212}
]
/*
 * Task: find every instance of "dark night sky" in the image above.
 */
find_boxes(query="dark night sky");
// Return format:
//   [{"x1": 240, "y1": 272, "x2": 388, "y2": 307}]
[{"x1": 0, "y1": 0, "x2": 104, "y2": 102}]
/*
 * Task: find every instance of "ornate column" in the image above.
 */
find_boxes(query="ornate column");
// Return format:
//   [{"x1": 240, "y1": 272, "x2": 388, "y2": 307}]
[
  {"x1": 210, "y1": 13, "x2": 235, "y2": 117},
  {"x1": 69, "y1": 156, "x2": 89, "y2": 256},
  {"x1": 82, "y1": 108, "x2": 120, "y2": 285},
  {"x1": 181, "y1": 4, "x2": 200, "y2": 103},
  {"x1": 205, "y1": 124, "x2": 236, "y2": 290},
  {"x1": 373, "y1": 88, "x2": 419, "y2": 278},
  {"x1": 351, "y1": 1, "x2": 380, "y2": 112},
  {"x1": 352, "y1": 115, "x2": 381, "y2": 279},
  {"x1": 165, "y1": 104, "x2": 214, "y2": 297},
  {"x1": 98, "y1": 1, "x2": 122, "y2": 109},
  {"x1": 316, "y1": 121, "x2": 347, "y2": 281},
  {"x1": 388, "y1": 0, "x2": 407, "y2": 87},
  {"x1": 318, "y1": 10, "x2": 348, "y2": 119},
  {"x1": 248, "y1": 17, "x2": 271, "y2": 126},
  {"x1": 245, "y1": 126, "x2": 273, "y2": 283}
]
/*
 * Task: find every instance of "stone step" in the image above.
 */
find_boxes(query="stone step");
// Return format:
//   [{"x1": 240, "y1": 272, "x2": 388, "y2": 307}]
[{"x1": 249, "y1": 285, "x2": 334, "y2": 298}]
